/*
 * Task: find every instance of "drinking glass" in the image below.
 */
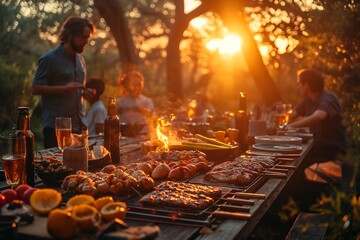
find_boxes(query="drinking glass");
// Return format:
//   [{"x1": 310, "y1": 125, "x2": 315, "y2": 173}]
[
  {"x1": 275, "y1": 104, "x2": 287, "y2": 129},
  {"x1": 1, "y1": 135, "x2": 26, "y2": 189},
  {"x1": 284, "y1": 104, "x2": 293, "y2": 127},
  {"x1": 55, "y1": 117, "x2": 72, "y2": 151}
]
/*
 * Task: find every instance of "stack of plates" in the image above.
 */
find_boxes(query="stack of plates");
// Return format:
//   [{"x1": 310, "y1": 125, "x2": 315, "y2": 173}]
[
  {"x1": 252, "y1": 143, "x2": 302, "y2": 153},
  {"x1": 254, "y1": 135, "x2": 302, "y2": 146}
]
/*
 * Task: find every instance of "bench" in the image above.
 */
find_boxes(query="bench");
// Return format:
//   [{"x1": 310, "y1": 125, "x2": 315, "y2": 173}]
[{"x1": 286, "y1": 212, "x2": 329, "y2": 240}]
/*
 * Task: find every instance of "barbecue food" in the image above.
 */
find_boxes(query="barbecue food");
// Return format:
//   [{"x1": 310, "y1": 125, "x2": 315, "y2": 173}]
[
  {"x1": 127, "y1": 150, "x2": 210, "y2": 181},
  {"x1": 62, "y1": 165, "x2": 154, "y2": 196},
  {"x1": 204, "y1": 156, "x2": 276, "y2": 186},
  {"x1": 139, "y1": 181, "x2": 221, "y2": 210},
  {"x1": 155, "y1": 181, "x2": 222, "y2": 197}
]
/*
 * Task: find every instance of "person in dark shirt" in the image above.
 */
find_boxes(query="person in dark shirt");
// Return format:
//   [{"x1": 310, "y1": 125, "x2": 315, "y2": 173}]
[
  {"x1": 286, "y1": 69, "x2": 348, "y2": 207},
  {"x1": 32, "y1": 16, "x2": 95, "y2": 149},
  {"x1": 288, "y1": 69, "x2": 347, "y2": 165}
]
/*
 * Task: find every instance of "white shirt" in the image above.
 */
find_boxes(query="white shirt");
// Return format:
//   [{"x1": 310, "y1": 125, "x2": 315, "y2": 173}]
[{"x1": 85, "y1": 100, "x2": 107, "y2": 135}]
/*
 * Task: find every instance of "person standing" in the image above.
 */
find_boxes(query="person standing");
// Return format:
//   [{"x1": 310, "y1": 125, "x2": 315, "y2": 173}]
[
  {"x1": 32, "y1": 16, "x2": 95, "y2": 149},
  {"x1": 84, "y1": 78, "x2": 107, "y2": 136}
]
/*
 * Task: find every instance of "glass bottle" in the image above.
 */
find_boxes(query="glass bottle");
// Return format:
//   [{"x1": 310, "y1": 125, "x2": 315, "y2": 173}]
[
  {"x1": 235, "y1": 92, "x2": 249, "y2": 152},
  {"x1": 104, "y1": 97, "x2": 120, "y2": 164},
  {"x1": 15, "y1": 106, "x2": 35, "y2": 186}
]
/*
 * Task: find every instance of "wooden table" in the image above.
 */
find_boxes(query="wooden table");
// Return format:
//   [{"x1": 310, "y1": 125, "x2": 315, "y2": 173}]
[{"x1": 11, "y1": 136, "x2": 313, "y2": 240}]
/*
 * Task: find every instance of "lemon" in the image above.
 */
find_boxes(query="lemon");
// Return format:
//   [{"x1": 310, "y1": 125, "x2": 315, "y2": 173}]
[
  {"x1": 30, "y1": 188, "x2": 62, "y2": 215},
  {"x1": 66, "y1": 194, "x2": 95, "y2": 208},
  {"x1": 93, "y1": 196, "x2": 114, "y2": 211},
  {"x1": 47, "y1": 208, "x2": 76, "y2": 239},
  {"x1": 72, "y1": 204, "x2": 101, "y2": 232},
  {"x1": 100, "y1": 202, "x2": 127, "y2": 222}
]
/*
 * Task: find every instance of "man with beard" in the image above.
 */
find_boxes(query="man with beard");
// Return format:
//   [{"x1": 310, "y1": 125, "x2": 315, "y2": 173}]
[{"x1": 32, "y1": 16, "x2": 95, "y2": 148}]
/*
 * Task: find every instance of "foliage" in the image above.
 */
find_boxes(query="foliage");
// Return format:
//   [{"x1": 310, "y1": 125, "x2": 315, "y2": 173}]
[{"x1": 309, "y1": 188, "x2": 360, "y2": 239}]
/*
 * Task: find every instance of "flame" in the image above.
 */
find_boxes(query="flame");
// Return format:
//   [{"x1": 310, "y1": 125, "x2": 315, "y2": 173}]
[
  {"x1": 156, "y1": 115, "x2": 175, "y2": 151},
  {"x1": 187, "y1": 99, "x2": 197, "y2": 120}
]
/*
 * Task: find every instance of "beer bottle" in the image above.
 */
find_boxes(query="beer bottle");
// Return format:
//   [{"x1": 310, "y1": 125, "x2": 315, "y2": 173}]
[
  {"x1": 104, "y1": 97, "x2": 120, "y2": 164},
  {"x1": 15, "y1": 107, "x2": 35, "y2": 186},
  {"x1": 235, "y1": 92, "x2": 249, "y2": 152}
]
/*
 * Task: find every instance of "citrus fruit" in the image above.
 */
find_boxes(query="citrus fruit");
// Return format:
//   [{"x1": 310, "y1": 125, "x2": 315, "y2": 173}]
[
  {"x1": 100, "y1": 201, "x2": 127, "y2": 222},
  {"x1": 47, "y1": 208, "x2": 76, "y2": 239},
  {"x1": 30, "y1": 188, "x2": 61, "y2": 215},
  {"x1": 72, "y1": 204, "x2": 100, "y2": 232},
  {"x1": 93, "y1": 196, "x2": 114, "y2": 211},
  {"x1": 66, "y1": 194, "x2": 95, "y2": 208}
]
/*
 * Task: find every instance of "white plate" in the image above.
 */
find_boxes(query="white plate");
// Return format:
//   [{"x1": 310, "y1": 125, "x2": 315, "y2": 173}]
[
  {"x1": 255, "y1": 135, "x2": 302, "y2": 145},
  {"x1": 252, "y1": 143, "x2": 302, "y2": 153},
  {"x1": 246, "y1": 150, "x2": 301, "y2": 157},
  {"x1": 284, "y1": 132, "x2": 313, "y2": 142}
]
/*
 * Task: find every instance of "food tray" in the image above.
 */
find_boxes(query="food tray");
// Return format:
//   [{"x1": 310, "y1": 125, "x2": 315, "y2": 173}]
[
  {"x1": 125, "y1": 186, "x2": 232, "y2": 216},
  {"x1": 188, "y1": 173, "x2": 264, "y2": 191}
]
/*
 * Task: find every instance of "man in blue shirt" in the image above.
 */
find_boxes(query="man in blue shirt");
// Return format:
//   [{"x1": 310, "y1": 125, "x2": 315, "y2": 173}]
[{"x1": 32, "y1": 16, "x2": 95, "y2": 149}]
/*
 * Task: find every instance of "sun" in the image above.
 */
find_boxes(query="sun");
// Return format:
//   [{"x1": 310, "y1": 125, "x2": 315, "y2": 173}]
[{"x1": 206, "y1": 34, "x2": 242, "y2": 55}]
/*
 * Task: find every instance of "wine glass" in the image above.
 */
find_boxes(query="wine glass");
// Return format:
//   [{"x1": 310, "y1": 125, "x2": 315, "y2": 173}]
[
  {"x1": 55, "y1": 117, "x2": 72, "y2": 152},
  {"x1": 1, "y1": 135, "x2": 26, "y2": 189},
  {"x1": 275, "y1": 104, "x2": 287, "y2": 129}
]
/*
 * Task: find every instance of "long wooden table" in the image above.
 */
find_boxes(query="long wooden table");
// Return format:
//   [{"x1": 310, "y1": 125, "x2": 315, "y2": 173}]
[{"x1": 10, "y1": 136, "x2": 313, "y2": 239}]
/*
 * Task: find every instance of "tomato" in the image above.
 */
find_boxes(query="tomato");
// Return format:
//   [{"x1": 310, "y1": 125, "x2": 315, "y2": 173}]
[
  {"x1": 0, "y1": 194, "x2": 6, "y2": 208},
  {"x1": 22, "y1": 187, "x2": 38, "y2": 204},
  {"x1": 15, "y1": 184, "x2": 31, "y2": 200},
  {"x1": 1, "y1": 189, "x2": 17, "y2": 204}
]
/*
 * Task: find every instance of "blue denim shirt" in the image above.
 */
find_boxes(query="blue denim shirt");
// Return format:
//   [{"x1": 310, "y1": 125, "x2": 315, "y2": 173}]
[{"x1": 33, "y1": 44, "x2": 86, "y2": 132}]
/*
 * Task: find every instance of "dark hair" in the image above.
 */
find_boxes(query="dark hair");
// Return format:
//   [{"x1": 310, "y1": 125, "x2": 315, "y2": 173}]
[
  {"x1": 59, "y1": 16, "x2": 95, "y2": 43},
  {"x1": 297, "y1": 69, "x2": 324, "y2": 92},
  {"x1": 86, "y1": 78, "x2": 105, "y2": 97},
  {"x1": 118, "y1": 70, "x2": 144, "y2": 89}
]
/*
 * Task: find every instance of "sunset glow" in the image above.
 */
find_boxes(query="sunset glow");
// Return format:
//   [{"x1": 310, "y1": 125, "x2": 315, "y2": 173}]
[{"x1": 206, "y1": 34, "x2": 242, "y2": 55}]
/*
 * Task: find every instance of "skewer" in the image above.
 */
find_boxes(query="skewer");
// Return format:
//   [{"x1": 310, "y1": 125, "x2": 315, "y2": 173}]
[
  {"x1": 276, "y1": 157, "x2": 295, "y2": 162},
  {"x1": 276, "y1": 164, "x2": 297, "y2": 170},
  {"x1": 226, "y1": 192, "x2": 266, "y2": 199},
  {"x1": 262, "y1": 172, "x2": 287, "y2": 179},
  {"x1": 271, "y1": 168, "x2": 289, "y2": 173},
  {"x1": 215, "y1": 204, "x2": 250, "y2": 212},
  {"x1": 212, "y1": 210, "x2": 252, "y2": 220},
  {"x1": 130, "y1": 186, "x2": 143, "y2": 197},
  {"x1": 221, "y1": 198, "x2": 255, "y2": 206}
]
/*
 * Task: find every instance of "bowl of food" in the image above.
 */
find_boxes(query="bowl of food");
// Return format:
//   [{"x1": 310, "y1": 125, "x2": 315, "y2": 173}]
[
  {"x1": 120, "y1": 122, "x2": 146, "y2": 137},
  {"x1": 35, "y1": 161, "x2": 73, "y2": 187}
]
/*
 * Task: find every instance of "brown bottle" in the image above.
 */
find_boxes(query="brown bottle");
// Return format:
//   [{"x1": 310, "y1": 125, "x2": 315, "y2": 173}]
[
  {"x1": 235, "y1": 92, "x2": 249, "y2": 152},
  {"x1": 104, "y1": 97, "x2": 120, "y2": 164},
  {"x1": 15, "y1": 107, "x2": 35, "y2": 186}
]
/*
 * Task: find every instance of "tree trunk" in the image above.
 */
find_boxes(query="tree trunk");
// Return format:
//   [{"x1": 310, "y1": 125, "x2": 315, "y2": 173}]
[
  {"x1": 94, "y1": 0, "x2": 139, "y2": 71},
  {"x1": 214, "y1": 1, "x2": 283, "y2": 106},
  {"x1": 166, "y1": 25, "x2": 183, "y2": 103}
]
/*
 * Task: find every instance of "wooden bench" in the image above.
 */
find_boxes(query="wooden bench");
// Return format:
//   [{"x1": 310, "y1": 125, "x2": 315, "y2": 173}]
[{"x1": 286, "y1": 212, "x2": 329, "y2": 240}]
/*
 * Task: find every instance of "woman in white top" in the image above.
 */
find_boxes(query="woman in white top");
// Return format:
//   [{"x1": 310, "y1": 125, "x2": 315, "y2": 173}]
[{"x1": 116, "y1": 70, "x2": 154, "y2": 136}]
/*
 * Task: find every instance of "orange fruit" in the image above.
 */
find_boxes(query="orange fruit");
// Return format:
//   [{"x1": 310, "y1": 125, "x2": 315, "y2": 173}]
[
  {"x1": 72, "y1": 204, "x2": 101, "y2": 232},
  {"x1": 66, "y1": 194, "x2": 95, "y2": 208},
  {"x1": 47, "y1": 208, "x2": 76, "y2": 239},
  {"x1": 30, "y1": 189, "x2": 62, "y2": 215},
  {"x1": 93, "y1": 196, "x2": 114, "y2": 211},
  {"x1": 100, "y1": 202, "x2": 127, "y2": 222}
]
